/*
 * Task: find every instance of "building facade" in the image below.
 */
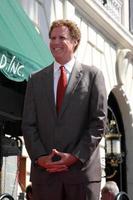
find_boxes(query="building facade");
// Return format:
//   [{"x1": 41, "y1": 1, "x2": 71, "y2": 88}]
[{"x1": 1, "y1": 0, "x2": 133, "y2": 199}]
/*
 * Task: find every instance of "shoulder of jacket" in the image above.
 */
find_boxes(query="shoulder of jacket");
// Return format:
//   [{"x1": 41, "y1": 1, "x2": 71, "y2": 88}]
[
  {"x1": 30, "y1": 62, "x2": 54, "y2": 79},
  {"x1": 81, "y1": 63, "x2": 102, "y2": 74}
]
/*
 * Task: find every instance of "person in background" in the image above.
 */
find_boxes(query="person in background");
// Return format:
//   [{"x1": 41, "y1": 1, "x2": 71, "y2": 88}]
[
  {"x1": 22, "y1": 19, "x2": 107, "y2": 200},
  {"x1": 25, "y1": 184, "x2": 32, "y2": 200},
  {"x1": 101, "y1": 181, "x2": 119, "y2": 200}
]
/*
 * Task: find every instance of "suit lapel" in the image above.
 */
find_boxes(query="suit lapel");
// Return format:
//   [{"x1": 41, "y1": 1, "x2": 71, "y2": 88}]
[
  {"x1": 59, "y1": 61, "x2": 83, "y2": 118},
  {"x1": 41, "y1": 64, "x2": 57, "y2": 118}
]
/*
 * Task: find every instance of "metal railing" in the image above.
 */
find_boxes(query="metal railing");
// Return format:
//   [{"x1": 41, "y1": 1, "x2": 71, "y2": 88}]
[
  {"x1": 115, "y1": 191, "x2": 130, "y2": 200},
  {"x1": 0, "y1": 193, "x2": 15, "y2": 200}
]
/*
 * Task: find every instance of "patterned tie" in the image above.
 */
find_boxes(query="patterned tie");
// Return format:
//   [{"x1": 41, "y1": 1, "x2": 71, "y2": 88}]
[{"x1": 56, "y1": 66, "x2": 67, "y2": 114}]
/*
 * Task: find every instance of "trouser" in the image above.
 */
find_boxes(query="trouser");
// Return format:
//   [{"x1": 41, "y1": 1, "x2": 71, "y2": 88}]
[{"x1": 32, "y1": 181, "x2": 101, "y2": 200}]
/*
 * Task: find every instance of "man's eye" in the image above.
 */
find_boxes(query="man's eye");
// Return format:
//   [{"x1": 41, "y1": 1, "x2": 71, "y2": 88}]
[
  {"x1": 50, "y1": 36, "x2": 68, "y2": 40},
  {"x1": 60, "y1": 36, "x2": 66, "y2": 40},
  {"x1": 50, "y1": 37, "x2": 55, "y2": 40}
]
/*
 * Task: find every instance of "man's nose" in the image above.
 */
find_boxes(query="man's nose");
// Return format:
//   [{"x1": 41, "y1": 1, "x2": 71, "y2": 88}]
[{"x1": 53, "y1": 37, "x2": 60, "y2": 44}]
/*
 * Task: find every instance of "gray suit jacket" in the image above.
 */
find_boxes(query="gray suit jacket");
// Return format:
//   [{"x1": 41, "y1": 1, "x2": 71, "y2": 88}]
[{"x1": 22, "y1": 61, "x2": 107, "y2": 185}]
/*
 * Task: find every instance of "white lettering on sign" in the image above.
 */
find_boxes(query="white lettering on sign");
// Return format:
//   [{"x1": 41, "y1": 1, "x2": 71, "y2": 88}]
[
  {"x1": 0, "y1": 54, "x2": 24, "y2": 77},
  {"x1": 0, "y1": 54, "x2": 7, "y2": 69}
]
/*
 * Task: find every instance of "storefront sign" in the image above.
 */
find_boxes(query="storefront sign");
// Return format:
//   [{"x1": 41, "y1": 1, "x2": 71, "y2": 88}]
[
  {"x1": 0, "y1": 50, "x2": 25, "y2": 82},
  {"x1": 0, "y1": 48, "x2": 32, "y2": 82},
  {"x1": 0, "y1": 47, "x2": 53, "y2": 82}
]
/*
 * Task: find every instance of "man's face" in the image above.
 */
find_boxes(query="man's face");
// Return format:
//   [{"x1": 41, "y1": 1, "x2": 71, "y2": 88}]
[{"x1": 50, "y1": 25, "x2": 77, "y2": 64}]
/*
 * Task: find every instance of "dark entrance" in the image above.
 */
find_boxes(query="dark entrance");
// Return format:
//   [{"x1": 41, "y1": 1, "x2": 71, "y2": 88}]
[
  {"x1": 0, "y1": 71, "x2": 26, "y2": 169},
  {"x1": 106, "y1": 92, "x2": 127, "y2": 192}
]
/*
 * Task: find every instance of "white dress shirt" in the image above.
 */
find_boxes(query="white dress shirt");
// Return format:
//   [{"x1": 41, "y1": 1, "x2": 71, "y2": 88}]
[{"x1": 54, "y1": 57, "x2": 75, "y2": 103}]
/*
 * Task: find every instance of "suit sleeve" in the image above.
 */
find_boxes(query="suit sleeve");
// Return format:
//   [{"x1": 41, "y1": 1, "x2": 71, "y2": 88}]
[
  {"x1": 72, "y1": 69, "x2": 107, "y2": 163},
  {"x1": 22, "y1": 77, "x2": 47, "y2": 161}
]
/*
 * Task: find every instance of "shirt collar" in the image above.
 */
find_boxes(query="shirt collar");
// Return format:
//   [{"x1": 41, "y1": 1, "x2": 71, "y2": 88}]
[{"x1": 54, "y1": 57, "x2": 75, "y2": 74}]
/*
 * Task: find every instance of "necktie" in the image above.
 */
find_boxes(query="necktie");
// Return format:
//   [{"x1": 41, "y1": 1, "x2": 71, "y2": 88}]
[{"x1": 56, "y1": 66, "x2": 67, "y2": 114}]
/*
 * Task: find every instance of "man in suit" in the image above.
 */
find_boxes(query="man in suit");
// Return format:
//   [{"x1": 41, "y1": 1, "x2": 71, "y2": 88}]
[{"x1": 22, "y1": 19, "x2": 107, "y2": 200}]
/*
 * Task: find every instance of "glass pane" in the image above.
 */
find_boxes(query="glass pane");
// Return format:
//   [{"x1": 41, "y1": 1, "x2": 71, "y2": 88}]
[
  {"x1": 106, "y1": 140, "x2": 111, "y2": 153},
  {"x1": 112, "y1": 140, "x2": 121, "y2": 154}
]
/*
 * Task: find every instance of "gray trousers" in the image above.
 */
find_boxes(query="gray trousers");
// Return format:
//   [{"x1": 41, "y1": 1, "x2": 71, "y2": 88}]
[{"x1": 32, "y1": 181, "x2": 101, "y2": 200}]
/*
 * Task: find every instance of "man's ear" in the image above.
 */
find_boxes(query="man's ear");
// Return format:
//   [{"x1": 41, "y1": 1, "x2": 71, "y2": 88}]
[{"x1": 74, "y1": 40, "x2": 78, "y2": 47}]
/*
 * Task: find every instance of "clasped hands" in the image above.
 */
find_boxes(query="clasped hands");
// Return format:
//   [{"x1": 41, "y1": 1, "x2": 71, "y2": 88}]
[{"x1": 36, "y1": 149, "x2": 78, "y2": 173}]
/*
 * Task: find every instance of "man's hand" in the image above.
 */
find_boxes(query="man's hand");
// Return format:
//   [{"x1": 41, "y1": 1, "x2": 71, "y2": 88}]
[
  {"x1": 51, "y1": 149, "x2": 78, "y2": 166},
  {"x1": 36, "y1": 150, "x2": 55, "y2": 168},
  {"x1": 36, "y1": 149, "x2": 78, "y2": 173}
]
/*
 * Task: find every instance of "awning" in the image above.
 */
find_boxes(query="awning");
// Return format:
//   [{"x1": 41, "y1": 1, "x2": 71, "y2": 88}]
[{"x1": 0, "y1": 0, "x2": 53, "y2": 82}]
